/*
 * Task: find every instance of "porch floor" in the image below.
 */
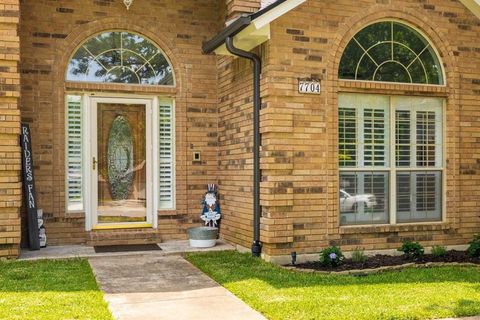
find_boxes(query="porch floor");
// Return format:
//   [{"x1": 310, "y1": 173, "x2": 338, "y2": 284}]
[{"x1": 19, "y1": 240, "x2": 234, "y2": 261}]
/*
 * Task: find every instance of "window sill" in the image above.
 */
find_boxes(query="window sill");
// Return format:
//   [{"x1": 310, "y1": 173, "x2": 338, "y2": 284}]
[{"x1": 339, "y1": 222, "x2": 452, "y2": 235}]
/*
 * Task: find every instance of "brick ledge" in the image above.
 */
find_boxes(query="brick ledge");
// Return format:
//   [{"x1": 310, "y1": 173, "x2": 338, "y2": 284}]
[{"x1": 339, "y1": 222, "x2": 453, "y2": 235}]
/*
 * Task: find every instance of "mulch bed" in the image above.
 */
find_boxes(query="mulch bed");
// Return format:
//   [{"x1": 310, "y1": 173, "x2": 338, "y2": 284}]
[{"x1": 292, "y1": 250, "x2": 480, "y2": 272}]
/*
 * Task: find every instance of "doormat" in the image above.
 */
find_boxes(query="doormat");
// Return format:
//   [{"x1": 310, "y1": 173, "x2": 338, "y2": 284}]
[{"x1": 94, "y1": 244, "x2": 162, "y2": 253}]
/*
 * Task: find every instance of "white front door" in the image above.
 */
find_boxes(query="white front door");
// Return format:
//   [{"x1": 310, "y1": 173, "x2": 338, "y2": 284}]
[{"x1": 87, "y1": 97, "x2": 156, "y2": 229}]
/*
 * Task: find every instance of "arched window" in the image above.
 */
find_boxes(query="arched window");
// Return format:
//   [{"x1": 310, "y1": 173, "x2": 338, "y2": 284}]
[
  {"x1": 337, "y1": 21, "x2": 445, "y2": 227},
  {"x1": 339, "y1": 21, "x2": 443, "y2": 85},
  {"x1": 66, "y1": 31, "x2": 174, "y2": 85}
]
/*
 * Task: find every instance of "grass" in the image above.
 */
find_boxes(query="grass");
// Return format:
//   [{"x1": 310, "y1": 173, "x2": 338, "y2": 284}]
[
  {"x1": 0, "y1": 258, "x2": 112, "y2": 320},
  {"x1": 186, "y1": 251, "x2": 480, "y2": 320}
]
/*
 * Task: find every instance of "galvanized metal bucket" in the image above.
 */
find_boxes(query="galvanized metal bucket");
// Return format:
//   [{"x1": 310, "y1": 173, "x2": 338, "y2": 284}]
[{"x1": 188, "y1": 227, "x2": 218, "y2": 248}]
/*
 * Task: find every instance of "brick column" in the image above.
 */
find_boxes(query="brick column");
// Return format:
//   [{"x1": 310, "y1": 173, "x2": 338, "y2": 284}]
[
  {"x1": 226, "y1": 0, "x2": 261, "y2": 20},
  {"x1": 0, "y1": 0, "x2": 21, "y2": 258}
]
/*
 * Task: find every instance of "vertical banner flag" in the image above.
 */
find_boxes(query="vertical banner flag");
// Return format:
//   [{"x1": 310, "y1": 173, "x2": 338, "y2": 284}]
[{"x1": 20, "y1": 123, "x2": 40, "y2": 250}]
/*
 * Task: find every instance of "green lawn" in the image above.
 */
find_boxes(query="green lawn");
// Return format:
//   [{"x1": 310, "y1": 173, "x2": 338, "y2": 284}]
[
  {"x1": 0, "y1": 258, "x2": 112, "y2": 320},
  {"x1": 186, "y1": 251, "x2": 480, "y2": 320}
]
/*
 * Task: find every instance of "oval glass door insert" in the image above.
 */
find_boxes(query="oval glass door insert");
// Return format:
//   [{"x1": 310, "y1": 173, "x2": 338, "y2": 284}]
[{"x1": 107, "y1": 115, "x2": 134, "y2": 200}]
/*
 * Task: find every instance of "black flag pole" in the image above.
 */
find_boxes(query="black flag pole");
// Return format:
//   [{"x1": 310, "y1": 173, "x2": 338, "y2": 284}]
[{"x1": 20, "y1": 123, "x2": 40, "y2": 250}]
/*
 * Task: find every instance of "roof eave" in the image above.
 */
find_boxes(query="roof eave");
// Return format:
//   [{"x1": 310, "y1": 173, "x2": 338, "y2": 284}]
[
  {"x1": 202, "y1": 15, "x2": 252, "y2": 54},
  {"x1": 203, "y1": 0, "x2": 480, "y2": 55},
  {"x1": 203, "y1": 0, "x2": 305, "y2": 56}
]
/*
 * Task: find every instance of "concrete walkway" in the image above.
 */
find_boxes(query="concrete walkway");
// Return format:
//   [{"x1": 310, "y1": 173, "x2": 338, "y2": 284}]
[{"x1": 89, "y1": 254, "x2": 266, "y2": 320}]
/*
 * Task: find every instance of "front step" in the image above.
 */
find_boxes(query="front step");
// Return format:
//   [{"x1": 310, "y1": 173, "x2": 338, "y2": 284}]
[{"x1": 87, "y1": 228, "x2": 161, "y2": 246}]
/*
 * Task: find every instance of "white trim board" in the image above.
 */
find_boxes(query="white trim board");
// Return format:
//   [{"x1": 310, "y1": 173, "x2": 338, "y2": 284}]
[{"x1": 460, "y1": 0, "x2": 480, "y2": 19}]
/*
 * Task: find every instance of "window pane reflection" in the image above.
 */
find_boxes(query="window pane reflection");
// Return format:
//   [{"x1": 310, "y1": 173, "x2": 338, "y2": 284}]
[
  {"x1": 396, "y1": 171, "x2": 442, "y2": 223},
  {"x1": 340, "y1": 172, "x2": 389, "y2": 225},
  {"x1": 67, "y1": 31, "x2": 174, "y2": 86},
  {"x1": 338, "y1": 21, "x2": 444, "y2": 85}
]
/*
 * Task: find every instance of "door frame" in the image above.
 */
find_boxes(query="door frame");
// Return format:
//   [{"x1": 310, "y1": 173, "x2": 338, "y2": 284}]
[{"x1": 84, "y1": 95, "x2": 160, "y2": 231}]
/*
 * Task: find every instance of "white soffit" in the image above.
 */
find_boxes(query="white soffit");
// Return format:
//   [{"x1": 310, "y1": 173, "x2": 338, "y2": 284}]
[
  {"x1": 460, "y1": 0, "x2": 480, "y2": 18},
  {"x1": 261, "y1": 0, "x2": 278, "y2": 9},
  {"x1": 214, "y1": 0, "x2": 306, "y2": 55}
]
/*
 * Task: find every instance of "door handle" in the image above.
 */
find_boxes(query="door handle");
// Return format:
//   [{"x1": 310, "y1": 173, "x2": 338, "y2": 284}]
[{"x1": 93, "y1": 157, "x2": 97, "y2": 170}]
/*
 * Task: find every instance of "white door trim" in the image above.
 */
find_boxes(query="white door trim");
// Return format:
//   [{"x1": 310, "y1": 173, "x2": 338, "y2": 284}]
[{"x1": 84, "y1": 95, "x2": 158, "y2": 231}]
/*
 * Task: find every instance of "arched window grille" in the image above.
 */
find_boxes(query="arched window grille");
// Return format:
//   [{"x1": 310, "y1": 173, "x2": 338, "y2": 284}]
[
  {"x1": 339, "y1": 21, "x2": 444, "y2": 85},
  {"x1": 66, "y1": 31, "x2": 174, "y2": 85}
]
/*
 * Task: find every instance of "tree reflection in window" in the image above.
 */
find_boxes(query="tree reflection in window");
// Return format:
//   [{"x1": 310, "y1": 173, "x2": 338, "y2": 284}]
[
  {"x1": 67, "y1": 31, "x2": 174, "y2": 85},
  {"x1": 339, "y1": 21, "x2": 443, "y2": 85}
]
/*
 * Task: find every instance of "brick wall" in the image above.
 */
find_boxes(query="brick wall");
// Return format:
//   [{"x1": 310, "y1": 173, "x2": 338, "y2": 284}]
[
  {"x1": 6, "y1": 0, "x2": 480, "y2": 259},
  {"x1": 215, "y1": 0, "x2": 480, "y2": 260},
  {"x1": 255, "y1": 0, "x2": 479, "y2": 260},
  {"x1": 0, "y1": 0, "x2": 21, "y2": 258},
  {"x1": 18, "y1": 0, "x2": 222, "y2": 247},
  {"x1": 217, "y1": 45, "x2": 268, "y2": 250},
  {"x1": 226, "y1": 0, "x2": 261, "y2": 20}
]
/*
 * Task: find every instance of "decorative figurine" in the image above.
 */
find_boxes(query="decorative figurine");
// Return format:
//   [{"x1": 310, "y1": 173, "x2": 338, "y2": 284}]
[
  {"x1": 188, "y1": 184, "x2": 221, "y2": 248},
  {"x1": 200, "y1": 184, "x2": 221, "y2": 227}
]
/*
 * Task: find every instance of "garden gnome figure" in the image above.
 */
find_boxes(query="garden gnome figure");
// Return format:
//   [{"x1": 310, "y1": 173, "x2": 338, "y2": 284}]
[{"x1": 200, "y1": 184, "x2": 221, "y2": 227}]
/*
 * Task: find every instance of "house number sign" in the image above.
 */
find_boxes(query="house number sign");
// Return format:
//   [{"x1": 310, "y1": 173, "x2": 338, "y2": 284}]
[{"x1": 298, "y1": 80, "x2": 321, "y2": 94}]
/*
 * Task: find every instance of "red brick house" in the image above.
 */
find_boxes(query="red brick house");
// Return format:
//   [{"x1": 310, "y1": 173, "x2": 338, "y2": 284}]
[{"x1": 1, "y1": 0, "x2": 480, "y2": 263}]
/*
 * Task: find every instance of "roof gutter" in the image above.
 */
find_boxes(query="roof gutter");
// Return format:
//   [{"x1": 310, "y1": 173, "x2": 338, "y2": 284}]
[
  {"x1": 203, "y1": 0, "x2": 305, "y2": 257},
  {"x1": 224, "y1": 36, "x2": 262, "y2": 257},
  {"x1": 203, "y1": 2, "x2": 291, "y2": 258},
  {"x1": 202, "y1": 0, "x2": 288, "y2": 54},
  {"x1": 202, "y1": 15, "x2": 252, "y2": 54}
]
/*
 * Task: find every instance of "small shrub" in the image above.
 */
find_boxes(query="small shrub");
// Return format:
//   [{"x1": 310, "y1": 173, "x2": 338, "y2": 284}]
[
  {"x1": 468, "y1": 234, "x2": 480, "y2": 257},
  {"x1": 398, "y1": 241, "x2": 424, "y2": 259},
  {"x1": 351, "y1": 247, "x2": 368, "y2": 263},
  {"x1": 319, "y1": 246, "x2": 344, "y2": 267},
  {"x1": 431, "y1": 245, "x2": 447, "y2": 257}
]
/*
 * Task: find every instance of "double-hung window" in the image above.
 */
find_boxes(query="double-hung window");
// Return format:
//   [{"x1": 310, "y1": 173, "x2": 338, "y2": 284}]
[{"x1": 339, "y1": 93, "x2": 444, "y2": 226}]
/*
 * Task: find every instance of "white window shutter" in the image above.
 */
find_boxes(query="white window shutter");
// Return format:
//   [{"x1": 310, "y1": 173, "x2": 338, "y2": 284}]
[
  {"x1": 66, "y1": 95, "x2": 83, "y2": 212},
  {"x1": 159, "y1": 103, "x2": 174, "y2": 209}
]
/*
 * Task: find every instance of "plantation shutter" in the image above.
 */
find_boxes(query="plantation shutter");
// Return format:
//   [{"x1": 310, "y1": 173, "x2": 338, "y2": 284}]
[
  {"x1": 159, "y1": 103, "x2": 174, "y2": 209},
  {"x1": 338, "y1": 107, "x2": 357, "y2": 167},
  {"x1": 66, "y1": 95, "x2": 83, "y2": 211},
  {"x1": 362, "y1": 108, "x2": 388, "y2": 167}
]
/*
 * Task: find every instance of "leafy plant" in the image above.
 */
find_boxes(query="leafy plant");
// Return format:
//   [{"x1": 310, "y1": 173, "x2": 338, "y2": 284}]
[
  {"x1": 468, "y1": 234, "x2": 480, "y2": 257},
  {"x1": 398, "y1": 241, "x2": 424, "y2": 259},
  {"x1": 430, "y1": 245, "x2": 447, "y2": 257},
  {"x1": 319, "y1": 246, "x2": 344, "y2": 267},
  {"x1": 351, "y1": 247, "x2": 368, "y2": 263}
]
